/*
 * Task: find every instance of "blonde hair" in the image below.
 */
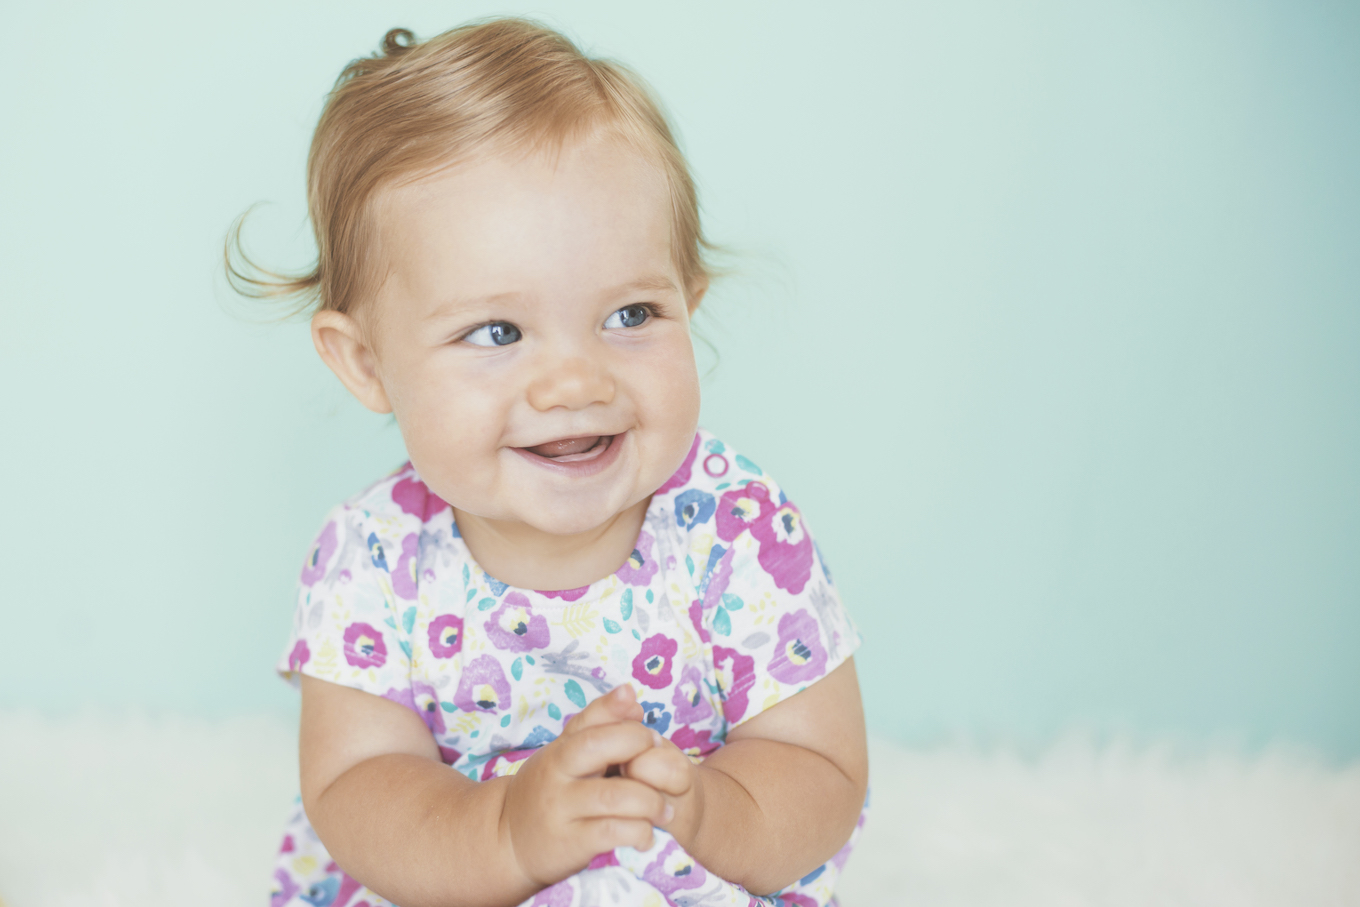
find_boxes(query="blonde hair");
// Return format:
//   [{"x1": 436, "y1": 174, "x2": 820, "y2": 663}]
[{"x1": 227, "y1": 19, "x2": 712, "y2": 316}]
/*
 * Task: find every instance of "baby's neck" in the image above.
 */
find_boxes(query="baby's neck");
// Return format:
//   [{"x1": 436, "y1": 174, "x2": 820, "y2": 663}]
[{"x1": 453, "y1": 497, "x2": 651, "y2": 592}]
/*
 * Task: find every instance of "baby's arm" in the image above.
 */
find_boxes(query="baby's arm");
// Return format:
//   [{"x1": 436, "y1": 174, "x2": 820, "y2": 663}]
[
  {"x1": 300, "y1": 677, "x2": 669, "y2": 907},
  {"x1": 624, "y1": 656, "x2": 868, "y2": 896}
]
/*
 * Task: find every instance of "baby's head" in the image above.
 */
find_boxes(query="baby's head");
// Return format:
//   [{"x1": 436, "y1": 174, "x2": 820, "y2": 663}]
[{"x1": 247, "y1": 20, "x2": 713, "y2": 541}]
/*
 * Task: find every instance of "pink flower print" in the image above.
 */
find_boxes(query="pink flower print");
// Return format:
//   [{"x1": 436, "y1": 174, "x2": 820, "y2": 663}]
[
  {"x1": 780, "y1": 895, "x2": 818, "y2": 907},
  {"x1": 454, "y1": 654, "x2": 512, "y2": 712},
  {"x1": 300, "y1": 521, "x2": 338, "y2": 586},
  {"x1": 632, "y1": 633, "x2": 677, "y2": 689},
  {"x1": 616, "y1": 530, "x2": 660, "y2": 586},
  {"x1": 642, "y1": 839, "x2": 707, "y2": 894},
  {"x1": 670, "y1": 725, "x2": 720, "y2": 759},
  {"x1": 287, "y1": 640, "x2": 311, "y2": 672},
  {"x1": 537, "y1": 585, "x2": 590, "y2": 602},
  {"x1": 485, "y1": 592, "x2": 551, "y2": 652},
  {"x1": 392, "y1": 533, "x2": 420, "y2": 600},
  {"x1": 480, "y1": 747, "x2": 535, "y2": 780},
  {"x1": 671, "y1": 664, "x2": 713, "y2": 724},
  {"x1": 587, "y1": 850, "x2": 621, "y2": 870},
  {"x1": 716, "y1": 482, "x2": 769, "y2": 542},
  {"x1": 428, "y1": 614, "x2": 464, "y2": 658},
  {"x1": 654, "y1": 432, "x2": 701, "y2": 495},
  {"x1": 342, "y1": 622, "x2": 387, "y2": 669},
  {"x1": 391, "y1": 474, "x2": 451, "y2": 521},
  {"x1": 768, "y1": 609, "x2": 827, "y2": 684},
  {"x1": 713, "y1": 645, "x2": 756, "y2": 724},
  {"x1": 383, "y1": 681, "x2": 446, "y2": 735},
  {"x1": 749, "y1": 499, "x2": 814, "y2": 594},
  {"x1": 438, "y1": 744, "x2": 462, "y2": 765},
  {"x1": 687, "y1": 599, "x2": 711, "y2": 645}
]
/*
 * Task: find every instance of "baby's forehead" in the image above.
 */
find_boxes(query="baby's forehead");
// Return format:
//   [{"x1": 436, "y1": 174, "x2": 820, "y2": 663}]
[{"x1": 369, "y1": 138, "x2": 680, "y2": 315}]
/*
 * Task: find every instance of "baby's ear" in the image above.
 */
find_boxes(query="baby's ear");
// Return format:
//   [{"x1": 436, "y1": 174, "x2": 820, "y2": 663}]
[
  {"x1": 311, "y1": 309, "x2": 393, "y2": 414},
  {"x1": 685, "y1": 277, "x2": 709, "y2": 315}
]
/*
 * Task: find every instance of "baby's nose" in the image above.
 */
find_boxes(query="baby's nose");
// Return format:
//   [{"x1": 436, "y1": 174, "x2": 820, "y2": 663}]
[{"x1": 525, "y1": 356, "x2": 616, "y2": 411}]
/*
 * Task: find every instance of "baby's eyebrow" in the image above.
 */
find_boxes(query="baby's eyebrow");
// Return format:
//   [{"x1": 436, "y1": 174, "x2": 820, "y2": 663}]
[{"x1": 607, "y1": 275, "x2": 681, "y2": 298}]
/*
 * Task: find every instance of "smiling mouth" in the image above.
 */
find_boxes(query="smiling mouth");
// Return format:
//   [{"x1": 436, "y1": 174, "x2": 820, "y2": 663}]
[{"x1": 521, "y1": 435, "x2": 614, "y2": 463}]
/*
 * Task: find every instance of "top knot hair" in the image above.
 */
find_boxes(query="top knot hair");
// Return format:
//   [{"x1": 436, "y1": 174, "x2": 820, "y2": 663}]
[
  {"x1": 227, "y1": 18, "x2": 713, "y2": 318},
  {"x1": 381, "y1": 28, "x2": 416, "y2": 56}
]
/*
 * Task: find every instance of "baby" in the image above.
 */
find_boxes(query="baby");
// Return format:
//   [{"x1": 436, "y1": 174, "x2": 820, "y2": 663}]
[{"x1": 245, "y1": 19, "x2": 868, "y2": 907}]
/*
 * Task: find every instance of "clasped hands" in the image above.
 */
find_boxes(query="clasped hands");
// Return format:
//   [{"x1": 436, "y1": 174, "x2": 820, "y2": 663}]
[{"x1": 499, "y1": 684, "x2": 704, "y2": 888}]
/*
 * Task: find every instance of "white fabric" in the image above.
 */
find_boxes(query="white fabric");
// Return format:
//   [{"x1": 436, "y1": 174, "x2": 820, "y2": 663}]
[{"x1": 1, "y1": 711, "x2": 1357, "y2": 907}]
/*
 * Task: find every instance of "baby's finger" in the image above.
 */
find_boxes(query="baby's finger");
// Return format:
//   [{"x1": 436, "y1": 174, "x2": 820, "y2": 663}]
[
  {"x1": 622, "y1": 745, "x2": 695, "y2": 798},
  {"x1": 558, "y1": 721, "x2": 662, "y2": 778},
  {"x1": 575, "y1": 816, "x2": 656, "y2": 854},
  {"x1": 568, "y1": 777, "x2": 672, "y2": 824},
  {"x1": 563, "y1": 684, "x2": 643, "y2": 734}
]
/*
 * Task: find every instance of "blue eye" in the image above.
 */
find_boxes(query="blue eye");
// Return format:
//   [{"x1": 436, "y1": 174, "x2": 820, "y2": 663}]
[
  {"x1": 463, "y1": 322, "x2": 521, "y2": 347},
  {"x1": 604, "y1": 305, "x2": 651, "y2": 329}
]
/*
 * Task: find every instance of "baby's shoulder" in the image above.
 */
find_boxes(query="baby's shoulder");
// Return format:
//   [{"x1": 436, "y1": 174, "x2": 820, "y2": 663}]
[
  {"x1": 653, "y1": 429, "x2": 798, "y2": 533},
  {"x1": 330, "y1": 462, "x2": 452, "y2": 529}
]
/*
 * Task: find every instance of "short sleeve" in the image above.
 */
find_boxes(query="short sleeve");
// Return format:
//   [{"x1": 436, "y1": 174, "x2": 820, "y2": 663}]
[
  {"x1": 701, "y1": 477, "x2": 861, "y2": 728},
  {"x1": 276, "y1": 504, "x2": 413, "y2": 700}
]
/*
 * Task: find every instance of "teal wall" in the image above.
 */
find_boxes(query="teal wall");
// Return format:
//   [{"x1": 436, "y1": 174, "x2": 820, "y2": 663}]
[{"x1": 3, "y1": 1, "x2": 1357, "y2": 755}]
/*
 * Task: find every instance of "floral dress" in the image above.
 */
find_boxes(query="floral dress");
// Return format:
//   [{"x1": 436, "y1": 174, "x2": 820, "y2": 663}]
[{"x1": 271, "y1": 431, "x2": 865, "y2": 907}]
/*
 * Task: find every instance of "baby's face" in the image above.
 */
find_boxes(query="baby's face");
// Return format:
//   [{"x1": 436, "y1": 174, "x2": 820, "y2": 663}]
[{"x1": 364, "y1": 136, "x2": 701, "y2": 537}]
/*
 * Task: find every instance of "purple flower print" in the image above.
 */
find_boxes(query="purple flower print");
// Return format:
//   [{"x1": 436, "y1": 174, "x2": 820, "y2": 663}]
[
  {"x1": 287, "y1": 640, "x2": 311, "y2": 673},
  {"x1": 300, "y1": 521, "x2": 338, "y2": 587},
  {"x1": 671, "y1": 664, "x2": 713, "y2": 724},
  {"x1": 438, "y1": 744, "x2": 463, "y2": 765},
  {"x1": 587, "y1": 850, "x2": 621, "y2": 870},
  {"x1": 270, "y1": 869, "x2": 298, "y2": 907},
  {"x1": 674, "y1": 489, "x2": 716, "y2": 530},
  {"x1": 454, "y1": 654, "x2": 512, "y2": 712},
  {"x1": 768, "y1": 609, "x2": 827, "y2": 684},
  {"x1": 531, "y1": 881, "x2": 574, "y2": 907},
  {"x1": 616, "y1": 530, "x2": 659, "y2": 586},
  {"x1": 392, "y1": 533, "x2": 420, "y2": 600},
  {"x1": 654, "y1": 433, "x2": 701, "y2": 496},
  {"x1": 391, "y1": 473, "x2": 451, "y2": 521},
  {"x1": 428, "y1": 614, "x2": 464, "y2": 658},
  {"x1": 383, "y1": 681, "x2": 446, "y2": 735},
  {"x1": 342, "y1": 622, "x2": 387, "y2": 669},
  {"x1": 537, "y1": 585, "x2": 589, "y2": 602},
  {"x1": 749, "y1": 499, "x2": 814, "y2": 595},
  {"x1": 632, "y1": 633, "x2": 677, "y2": 689},
  {"x1": 484, "y1": 592, "x2": 551, "y2": 652},
  {"x1": 781, "y1": 895, "x2": 818, "y2": 907},
  {"x1": 713, "y1": 645, "x2": 756, "y2": 724},
  {"x1": 701, "y1": 547, "x2": 735, "y2": 611},
  {"x1": 642, "y1": 839, "x2": 707, "y2": 894},
  {"x1": 640, "y1": 700, "x2": 672, "y2": 735},
  {"x1": 670, "y1": 725, "x2": 720, "y2": 759}
]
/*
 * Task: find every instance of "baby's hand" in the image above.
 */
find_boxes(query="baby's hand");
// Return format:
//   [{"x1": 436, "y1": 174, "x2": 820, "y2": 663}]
[
  {"x1": 621, "y1": 735, "x2": 703, "y2": 849},
  {"x1": 502, "y1": 684, "x2": 672, "y2": 887}
]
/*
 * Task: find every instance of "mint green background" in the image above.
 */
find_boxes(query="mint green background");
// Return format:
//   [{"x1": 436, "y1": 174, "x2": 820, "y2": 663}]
[{"x1": 2, "y1": 1, "x2": 1357, "y2": 755}]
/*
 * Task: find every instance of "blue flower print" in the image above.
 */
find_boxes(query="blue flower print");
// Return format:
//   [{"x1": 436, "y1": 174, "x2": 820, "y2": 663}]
[
  {"x1": 299, "y1": 876, "x2": 339, "y2": 906},
  {"x1": 640, "y1": 700, "x2": 672, "y2": 735},
  {"x1": 674, "y1": 489, "x2": 716, "y2": 530},
  {"x1": 367, "y1": 532, "x2": 388, "y2": 571}
]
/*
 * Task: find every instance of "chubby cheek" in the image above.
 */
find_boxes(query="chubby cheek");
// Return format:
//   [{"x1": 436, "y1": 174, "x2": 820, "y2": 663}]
[
  {"x1": 388, "y1": 359, "x2": 511, "y2": 503},
  {"x1": 631, "y1": 340, "x2": 701, "y2": 483}
]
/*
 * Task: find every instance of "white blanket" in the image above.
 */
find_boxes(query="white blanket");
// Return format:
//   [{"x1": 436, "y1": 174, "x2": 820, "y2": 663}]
[{"x1": 1, "y1": 712, "x2": 1356, "y2": 906}]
